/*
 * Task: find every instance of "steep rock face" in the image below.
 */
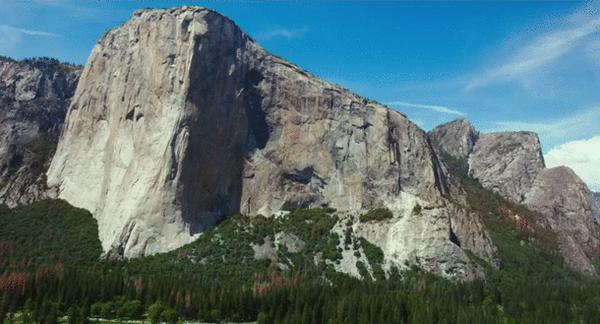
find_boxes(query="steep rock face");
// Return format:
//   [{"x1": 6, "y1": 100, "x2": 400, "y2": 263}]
[
  {"x1": 524, "y1": 167, "x2": 600, "y2": 276},
  {"x1": 0, "y1": 58, "x2": 80, "y2": 206},
  {"x1": 448, "y1": 206, "x2": 497, "y2": 265},
  {"x1": 468, "y1": 132, "x2": 545, "y2": 203},
  {"x1": 428, "y1": 118, "x2": 478, "y2": 160},
  {"x1": 48, "y1": 7, "x2": 457, "y2": 259},
  {"x1": 590, "y1": 192, "x2": 600, "y2": 224}
]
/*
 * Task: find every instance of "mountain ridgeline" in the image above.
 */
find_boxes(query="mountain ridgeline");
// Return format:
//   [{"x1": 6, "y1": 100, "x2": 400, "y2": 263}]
[
  {"x1": 429, "y1": 119, "x2": 600, "y2": 276},
  {"x1": 0, "y1": 6, "x2": 598, "y2": 282},
  {"x1": 0, "y1": 57, "x2": 80, "y2": 206}
]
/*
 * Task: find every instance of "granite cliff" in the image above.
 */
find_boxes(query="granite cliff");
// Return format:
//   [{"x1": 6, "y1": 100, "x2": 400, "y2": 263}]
[
  {"x1": 44, "y1": 7, "x2": 493, "y2": 279},
  {"x1": 469, "y1": 131, "x2": 545, "y2": 204}
]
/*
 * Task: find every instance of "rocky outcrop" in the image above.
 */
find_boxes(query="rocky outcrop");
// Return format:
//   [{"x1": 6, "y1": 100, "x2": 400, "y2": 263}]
[
  {"x1": 47, "y1": 7, "x2": 456, "y2": 259},
  {"x1": 332, "y1": 193, "x2": 494, "y2": 280},
  {"x1": 428, "y1": 121, "x2": 546, "y2": 205},
  {"x1": 355, "y1": 205, "x2": 483, "y2": 280},
  {"x1": 590, "y1": 191, "x2": 600, "y2": 224},
  {"x1": 431, "y1": 119, "x2": 599, "y2": 276},
  {"x1": 428, "y1": 118, "x2": 478, "y2": 160},
  {"x1": 0, "y1": 57, "x2": 80, "y2": 206},
  {"x1": 448, "y1": 206, "x2": 497, "y2": 265},
  {"x1": 468, "y1": 132, "x2": 545, "y2": 203},
  {"x1": 524, "y1": 167, "x2": 600, "y2": 276}
]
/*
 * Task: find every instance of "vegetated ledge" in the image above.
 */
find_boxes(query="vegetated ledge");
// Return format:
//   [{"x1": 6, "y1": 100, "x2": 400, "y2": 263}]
[{"x1": 359, "y1": 208, "x2": 394, "y2": 222}]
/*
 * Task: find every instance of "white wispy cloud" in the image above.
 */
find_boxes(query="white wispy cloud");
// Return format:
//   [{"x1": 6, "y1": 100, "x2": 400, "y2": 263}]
[
  {"x1": 0, "y1": 24, "x2": 60, "y2": 38},
  {"x1": 0, "y1": 29, "x2": 19, "y2": 53},
  {"x1": 386, "y1": 101, "x2": 466, "y2": 116},
  {"x1": 0, "y1": 24, "x2": 60, "y2": 53},
  {"x1": 31, "y1": 0, "x2": 69, "y2": 5},
  {"x1": 466, "y1": 9, "x2": 600, "y2": 91},
  {"x1": 256, "y1": 26, "x2": 310, "y2": 41},
  {"x1": 29, "y1": 0, "x2": 112, "y2": 20},
  {"x1": 489, "y1": 105, "x2": 600, "y2": 147},
  {"x1": 545, "y1": 135, "x2": 600, "y2": 192},
  {"x1": 585, "y1": 39, "x2": 600, "y2": 67}
]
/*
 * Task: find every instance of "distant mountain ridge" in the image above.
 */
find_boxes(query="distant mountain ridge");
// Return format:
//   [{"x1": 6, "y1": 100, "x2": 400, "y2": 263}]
[
  {"x1": 429, "y1": 119, "x2": 600, "y2": 276},
  {"x1": 0, "y1": 7, "x2": 597, "y2": 279},
  {"x1": 0, "y1": 57, "x2": 80, "y2": 206}
]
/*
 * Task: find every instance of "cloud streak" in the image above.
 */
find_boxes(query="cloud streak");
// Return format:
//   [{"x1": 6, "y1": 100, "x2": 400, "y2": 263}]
[
  {"x1": 0, "y1": 24, "x2": 60, "y2": 53},
  {"x1": 466, "y1": 11, "x2": 600, "y2": 91},
  {"x1": 256, "y1": 26, "x2": 310, "y2": 41},
  {"x1": 489, "y1": 105, "x2": 600, "y2": 148},
  {"x1": 386, "y1": 101, "x2": 466, "y2": 116},
  {"x1": 0, "y1": 24, "x2": 60, "y2": 38}
]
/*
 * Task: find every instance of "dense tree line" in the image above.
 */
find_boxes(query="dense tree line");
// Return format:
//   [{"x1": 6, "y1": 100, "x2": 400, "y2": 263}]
[
  {"x1": 1, "y1": 190, "x2": 600, "y2": 323},
  {"x1": 2, "y1": 264, "x2": 600, "y2": 323},
  {"x1": 0, "y1": 55, "x2": 82, "y2": 68}
]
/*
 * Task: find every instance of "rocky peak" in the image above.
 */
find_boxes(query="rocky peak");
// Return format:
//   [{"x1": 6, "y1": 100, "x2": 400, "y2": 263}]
[
  {"x1": 0, "y1": 57, "x2": 80, "y2": 206},
  {"x1": 428, "y1": 118, "x2": 479, "y2": 159},
  {"x1": 429, "y1": 119, "x2": 600, "y2": 275},
  {"x1": 524, "y1": 166, "x2": 600, "y2": 276},
  {"x1": 428, "y1": 121, "x2": 546, "y2": 204},
  {"x1": 468, "y1": 131, "x2": 545, "y2": 203}
]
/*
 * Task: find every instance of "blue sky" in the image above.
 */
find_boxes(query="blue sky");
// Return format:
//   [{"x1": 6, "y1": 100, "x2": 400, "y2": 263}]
[{"x1": 1, "y1": 0, "x2": 599, "y2": 190}]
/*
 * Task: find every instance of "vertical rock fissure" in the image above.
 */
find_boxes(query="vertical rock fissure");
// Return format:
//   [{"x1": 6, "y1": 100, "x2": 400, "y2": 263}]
[
  {"x1": 448, "y1": 217, "x2": 461, "y2": 247},
  {"x1": 385, "y1": 110, "x2": 402, "y2": 194},
  {"x1": 427, "y1": 137, "x2": 450, "y2": 197},
  {"x1": 176, "y1": 13, "x2": 269, "y2": 234}
]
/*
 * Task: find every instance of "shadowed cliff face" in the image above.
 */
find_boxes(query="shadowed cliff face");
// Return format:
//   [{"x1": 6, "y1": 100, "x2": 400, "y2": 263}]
[
  {"x1": 177, "y1": 12, "x2": 259, "y2": 230},
  {"x1": 0, "y1": 58, "x2": 80, "y2": 206},
  {"x1": 428, "y1": 118, "x2": 478, "y2": 160},
  {"x1": 176, "y1": 13, "x2": 272, "y2": 230},
  {"x1": 45, "y1": 7, "x2": 489, "y2": 280}
]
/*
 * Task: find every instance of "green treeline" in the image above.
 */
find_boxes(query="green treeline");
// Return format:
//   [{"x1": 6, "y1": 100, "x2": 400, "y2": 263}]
[
  {"x1": 2, "y1": 262, "x2": 600, "y2": 323},
  {"x1": 1, "y1": 174, "x2": 600, "y2": 324}
]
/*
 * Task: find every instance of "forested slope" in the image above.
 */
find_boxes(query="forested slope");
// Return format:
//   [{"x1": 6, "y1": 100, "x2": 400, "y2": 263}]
[{"x1": 1, "y1": 174, "x2": 600, "y2": 323}]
